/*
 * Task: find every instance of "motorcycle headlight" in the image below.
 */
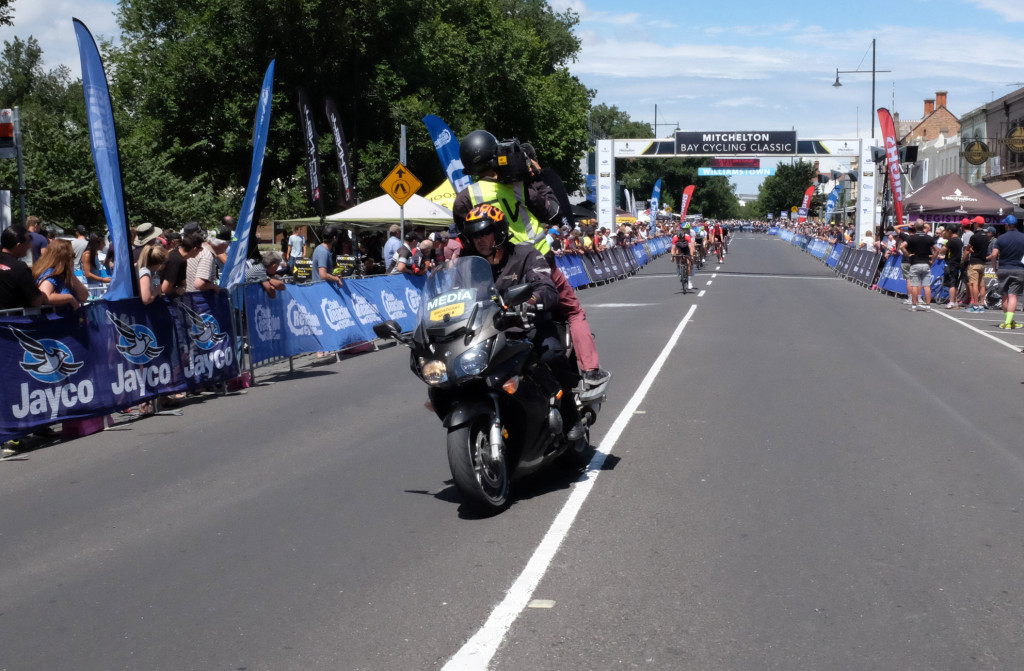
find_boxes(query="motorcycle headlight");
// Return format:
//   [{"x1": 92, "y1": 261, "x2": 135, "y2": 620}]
[
  {"x1": 420, "y1": 359, "x2": 448, "y2": 386},
  {"x1": 452, "y1": 341, "x2": 491, "y2": 379}
]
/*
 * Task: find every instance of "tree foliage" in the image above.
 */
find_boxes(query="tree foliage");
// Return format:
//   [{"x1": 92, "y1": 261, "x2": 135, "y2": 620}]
[
  {"x1": 108, "y1": 0, "x2": 592, "y2": 219},
  {"x1": 753, "y1": 160, "x2": 826, "y2": 220}
]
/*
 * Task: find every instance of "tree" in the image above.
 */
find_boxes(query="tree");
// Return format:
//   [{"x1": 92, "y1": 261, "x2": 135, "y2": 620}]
[
  {"x1": 754, "y1": 160, "x2": 821, "y2": 220},
  {"x1": 108, "y1": 0, "x2": 592, "y2": 220},
  {"x1": 0, "y1": 0, "x2": 12, "y2": 27}
]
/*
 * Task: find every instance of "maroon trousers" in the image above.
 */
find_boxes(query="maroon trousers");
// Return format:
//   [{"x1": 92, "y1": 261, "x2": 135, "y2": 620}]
[{"x1": 551, "y1": 266, "x2": 599, "y2": 371}]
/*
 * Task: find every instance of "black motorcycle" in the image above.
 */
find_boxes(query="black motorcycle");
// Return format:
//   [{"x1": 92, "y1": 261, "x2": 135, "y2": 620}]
[{"x1": 373, "y1": 255, "x2": 610, "y2": 515}]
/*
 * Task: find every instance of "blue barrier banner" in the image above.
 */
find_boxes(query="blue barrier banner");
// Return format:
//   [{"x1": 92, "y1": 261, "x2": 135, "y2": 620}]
[
  {"x1": 0, "y1": 293, "x2": 238, "y2": 441},
  {"x1": 633, "y1": 242, "x2": 649, "y2": 267},
  {"x1": 807, "y1": 239, "x2": 828, "y2": 259},
  {"x1": 826, "y1": 243, "x2": 844, "y2": 268},
  {"x1": 555, "y1": 254, "x2": 590, "y2": 288},
  {"x1": 246, "y1": 275, "x2": 427, "y2": 365},
  {"x1": 769, "y1": 227, "x2": 779, "y2": 235},
  {"x1": 780, "y1": 230, "x2": 793, "y2": 242},
  {"x1": 930, "y1": 259, "x2": 948, "y2": 301},
  {"x1": 876, "y1": 255, "x2": 906, "y2": 294}
]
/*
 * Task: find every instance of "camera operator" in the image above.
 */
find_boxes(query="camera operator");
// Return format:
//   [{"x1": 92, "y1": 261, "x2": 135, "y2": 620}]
[{"x1": 452, "y1": 130, "x2": 609, "y2": 387}]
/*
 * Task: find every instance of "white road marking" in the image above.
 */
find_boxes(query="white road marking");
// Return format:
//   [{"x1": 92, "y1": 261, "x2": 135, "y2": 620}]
[
  {"x1": 441, "y1": 304, "x2": 700, "y2": 671},
  {"x1": 932, "y1": 309, "x2": 1023, "y2": 352},
  {"x1": 699, "y1": 290, "x2": 706, "y2": 297},
  {"x1": 587, "y1": 303, "x2": 657, "y2": 308},
  {"x1": 711, "y1": 274, "x2": 717, "y2": 278},
  {"x1": 706, "y1": 280, "x2": 713, "y2": 286}
]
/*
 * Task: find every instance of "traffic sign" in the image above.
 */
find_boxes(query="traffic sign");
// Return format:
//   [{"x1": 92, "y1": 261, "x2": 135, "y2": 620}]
[{"x1": 380, "y1": 163, "x2": 422, "y2": 207}]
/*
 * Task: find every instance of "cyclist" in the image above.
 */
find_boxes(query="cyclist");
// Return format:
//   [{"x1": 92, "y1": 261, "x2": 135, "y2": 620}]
[
  {"x1": 694, "y1": 224, "x2": 707, "y2": 268},
  {"x1": 722, "y1": 223, "x2": 730, "y2": 254},
  {"x1": 711, "y1": 221, "x2": 725, "y2": 263},
  {"x1": 671, "y1": 224, "x2": 695, "y2": 292}
]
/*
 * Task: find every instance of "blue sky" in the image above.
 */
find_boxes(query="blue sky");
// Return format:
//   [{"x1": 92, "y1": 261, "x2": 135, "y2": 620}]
[{"x1": 2, "y1": 0, "x2": 1023, "y2": 193}]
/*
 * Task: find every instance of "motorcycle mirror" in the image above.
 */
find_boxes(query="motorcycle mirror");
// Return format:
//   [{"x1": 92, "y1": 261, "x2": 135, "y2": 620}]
[
  {"x1": 372, "y1": 320, "x2": 403, "y2": 340},
  {"x1": 503, "y1": 284, "x2": 532, "y2": 309}
]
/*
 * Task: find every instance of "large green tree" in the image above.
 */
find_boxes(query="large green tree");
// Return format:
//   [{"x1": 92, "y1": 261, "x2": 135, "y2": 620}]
[
  {"x1": 754, "y1": 160, "x2": 825, "y2": 220},
  {"x1": 109, "y1": 0, "x2": 592, "y2": 219}
]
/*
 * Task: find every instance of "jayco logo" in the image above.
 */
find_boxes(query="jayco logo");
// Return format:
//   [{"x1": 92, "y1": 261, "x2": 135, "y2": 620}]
[
  {"x1": 9, "y1": 327, "x2": 94, "y2": 420},
  {"x1": 286, "y1": 299, "x2": 323, "y2": 336},
  {"x1": 106, "y1": 311, "x2": 172, "y2": 399},
  {"x1": 253, "y1": 304, "x2": 281, "y2": 341},
  {"x1": 405, "y1": 287, "x2": 422, "y2": 315},
  {"x1": 381, "y1": 290, "x2": 408, "y2": 320},
  {"x1": 320, "y1": 298, "x2": 355, "y2": 331},
  {"x1": 179, "y1": 303, "x2": 228, "y2": 351},
  {"x1": 434, "y1": 129, "x2": 452, "y2": 149}
]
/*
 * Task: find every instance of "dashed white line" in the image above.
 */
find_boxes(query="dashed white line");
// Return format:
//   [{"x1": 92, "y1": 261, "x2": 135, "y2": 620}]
[
  {"x1": 698, "y1": 290, "x2": 706, "y2": 297},
  {"x1": 706, "y1": 280, "x2": 713, "y2": 286},
  {"x1": 441, "y1": 304, "x2": 701, "y2": 671}
]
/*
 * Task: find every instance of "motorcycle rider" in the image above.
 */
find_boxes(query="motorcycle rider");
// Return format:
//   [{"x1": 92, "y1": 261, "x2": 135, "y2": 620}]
[
  {"x1": 460, "y1": 203, "x2": 586, "y2": 441},
  {"x1": 452, "y1": 130, "x2": 610, "y2": 387}
]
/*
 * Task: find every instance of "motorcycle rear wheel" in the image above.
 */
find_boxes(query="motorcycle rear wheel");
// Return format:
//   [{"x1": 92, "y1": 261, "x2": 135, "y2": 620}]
[{"x1": 447, "y1": 419, "x2": 510, "y2": 515}]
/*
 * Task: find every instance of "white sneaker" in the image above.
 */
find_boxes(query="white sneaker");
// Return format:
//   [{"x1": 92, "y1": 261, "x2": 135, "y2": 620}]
[
  {"x1": 910, "y1": 304, "x2": 918, "y2": 311},
  {"x1": 903, "y1": 299, "x2": 912, "y2": 305},
  {"x1": 687, "y1": 283, "x2": 694, "y2": 290},
  {"x1": 921, "y1": 303, "x2": 931, "y2": 310}
]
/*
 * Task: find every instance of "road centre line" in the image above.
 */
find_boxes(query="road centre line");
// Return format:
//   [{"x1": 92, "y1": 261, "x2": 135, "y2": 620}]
[
  {"x1": 441, "y1": 304, "x2": 700, "y2": 671},
  {"x1": 711, "y1": 274, "x2": 717, "y2": 278},
  {"x1": 706, "y1": 280, "x2": 713, "y2": 286},
  {"x1": 698, "y1": 290, "x2": 706, "y2": 297},
  {"x1": 932, "y1": 309, "x2": 1023, "y2": 352}
]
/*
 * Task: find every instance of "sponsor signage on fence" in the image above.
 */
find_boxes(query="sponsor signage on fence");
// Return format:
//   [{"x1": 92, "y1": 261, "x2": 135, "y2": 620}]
[{"x1": 0, "y1": 293, "x2": 238, "y2": 441}]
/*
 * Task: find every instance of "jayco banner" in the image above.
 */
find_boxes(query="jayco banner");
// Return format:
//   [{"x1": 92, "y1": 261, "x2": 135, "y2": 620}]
[
  {"x1": 0, "y1": 293, "x2": 238, "y2": 441},
  {"x1": 422, "y1": 115, "x2": 472, "y2": 193},
  {"x1": 245, "y1": 274, "x2": 426, "y2": 364}
]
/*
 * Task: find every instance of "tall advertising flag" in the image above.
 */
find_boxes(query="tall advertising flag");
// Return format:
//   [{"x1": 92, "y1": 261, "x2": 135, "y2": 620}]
[
  {"x1": 679, "y1": 184, "x2": 696, "y2": 220},
  {"x1": 73, "y1": 19, "x2": 136, "y2": 301},
  {"x1": 797, "y1": 185, "x2": 816, "y2": 223},
  {"x1": 650, "y1": 179, "x2": 663, "y2": 222},
  {"x1": 325, "y1": 97, "x2": 355, "y2": 208},
  {"x1": 824, "y1": 183, "x2": 844, "y2": 222},
  {"x1": 220, "y1": 61, "x2": 275, "y2": 289},
  {"x1": 422, "y1": 115, "x2": 472, "y2": 192},
  {"x1": 297, "y1": 87, "x2": 324, "y2": 219},
  {"x1": 877, "y1": 108, "x2": 905, "y2": 226}
]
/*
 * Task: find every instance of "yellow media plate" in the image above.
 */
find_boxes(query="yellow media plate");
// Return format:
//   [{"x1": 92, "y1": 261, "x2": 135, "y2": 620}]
[{"x1": 430, "y1": 302, "x2": 466, "y2": 322}]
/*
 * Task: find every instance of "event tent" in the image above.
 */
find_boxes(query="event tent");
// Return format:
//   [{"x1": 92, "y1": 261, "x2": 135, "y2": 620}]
[
  {"x1": 905, "y1": 173, "x2": 1018, "y2": 218},
  {"x1": 278, "y1": 193, "x2": 453, "y2": 230}
]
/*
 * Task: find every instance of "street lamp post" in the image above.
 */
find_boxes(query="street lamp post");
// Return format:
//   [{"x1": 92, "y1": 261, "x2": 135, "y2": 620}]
[
  {"x1": 832, "y1": 38, "x2": 891, "y2": 139},
  {"x1": 653, "y1": 104, "x2": 680, "y2": 137}
]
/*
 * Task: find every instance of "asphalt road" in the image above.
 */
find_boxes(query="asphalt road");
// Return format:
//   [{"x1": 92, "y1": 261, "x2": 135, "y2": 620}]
[{"x1": 2, "y1": 234, "x2": 1023, "y2": 670}]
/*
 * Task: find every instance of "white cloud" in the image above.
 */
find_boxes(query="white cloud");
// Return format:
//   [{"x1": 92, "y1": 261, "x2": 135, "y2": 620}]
[
  {"x1": 964, "y1": 0, "x2": 1024, "y2": 21},
  {"x1": 715, "y1": 97, "x2": 766, "y2": 108},
  {"x1": 0, "y1": 0, "x2": 121, "y2": 78}
]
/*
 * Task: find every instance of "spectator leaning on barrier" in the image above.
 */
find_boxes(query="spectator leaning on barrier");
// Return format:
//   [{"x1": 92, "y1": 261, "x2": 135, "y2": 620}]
[
  {"x1": 32, "y1": 239, "x2": 89, "y2": 311},
  {"x1": 411, "y1": 239, "x2": 434, "y2": 276},
  {"x1": 0, "y1": 226, "x2": 46, "y2": 310},
  {"x1": 161, "y1": 231, "x2": 204, "y2": 297},
  {"x1": 899, "y1": 222, "x2": 938, "y2": 310},
  {"x1": 132, "y1": 222, "x2": 163, "y2": 264},
  {"x1": 963, "y1": 222, "x2": 991, "y2": 312},
  {"x1": 988, "y1": 215, "x2": 1024, "y2": 329},
  {"x1": 245, "y1": 250, "x2": 287, "y2": 298},
  {"x1": 136, "y1": 244, "x2": 168, "y2": 305},
  {"x1": 389, "y1": 231, "x2": 418, "y2": 275},
  {"x1": 312, "y1": 225, "x2": 344, "y2": 288}
]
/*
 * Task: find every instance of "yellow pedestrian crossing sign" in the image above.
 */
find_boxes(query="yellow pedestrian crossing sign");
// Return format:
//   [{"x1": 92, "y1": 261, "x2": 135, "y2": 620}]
[{"x1": 381, "y1": 163, "x2": 422, "y2": 207}]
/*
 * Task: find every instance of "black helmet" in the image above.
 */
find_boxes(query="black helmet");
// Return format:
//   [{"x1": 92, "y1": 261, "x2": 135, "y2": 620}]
[
  {"x1": 461, "y1": 204, "x2": 509, "y2": 249},
  {"x1": 460, "y1": 130, "x2": 498, "y2": 177}
]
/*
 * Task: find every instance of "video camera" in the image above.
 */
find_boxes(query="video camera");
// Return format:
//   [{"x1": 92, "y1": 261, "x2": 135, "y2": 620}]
[{"x1": 493, "y1": 138, "x2": 531, "y2": 184}]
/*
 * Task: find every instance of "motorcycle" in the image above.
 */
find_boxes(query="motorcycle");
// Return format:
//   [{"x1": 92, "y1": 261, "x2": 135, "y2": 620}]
[{"x1": 373, "y1": 255, "x2": 610, "y2": 515}]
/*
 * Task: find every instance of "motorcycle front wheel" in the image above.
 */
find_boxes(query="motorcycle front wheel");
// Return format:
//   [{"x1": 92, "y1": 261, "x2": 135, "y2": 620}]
[{"x1": 447, "y1": 418, "x2": 510, "y2": 515}]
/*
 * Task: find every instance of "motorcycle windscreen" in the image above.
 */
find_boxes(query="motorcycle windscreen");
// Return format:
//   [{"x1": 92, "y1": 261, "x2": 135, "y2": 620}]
[{"x1": 416, "y1": 256, "x2": 497, "y2": 328}]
